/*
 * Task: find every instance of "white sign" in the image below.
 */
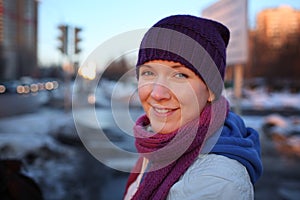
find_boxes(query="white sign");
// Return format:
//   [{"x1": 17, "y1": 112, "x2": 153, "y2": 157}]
[{"x1": 202, "y1": 0, "x2": 248, "y2": 65}]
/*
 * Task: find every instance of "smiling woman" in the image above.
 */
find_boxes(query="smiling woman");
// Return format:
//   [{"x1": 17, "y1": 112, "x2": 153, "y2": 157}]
[{"x1": 123, "y1": 14, "x2": 263, "y2": 200}]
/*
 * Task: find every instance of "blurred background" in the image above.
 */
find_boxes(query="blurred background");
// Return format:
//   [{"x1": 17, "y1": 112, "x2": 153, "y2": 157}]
[{"x1": 0, "y1": 0, "x2": 300, "y2": 199}]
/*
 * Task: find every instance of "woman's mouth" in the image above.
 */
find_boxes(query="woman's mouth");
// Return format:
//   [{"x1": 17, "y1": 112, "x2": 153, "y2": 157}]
[
  {"x1": 154, "y1": 107, "x2": 172, "y2": 114},
  {"x1": 152, "y1": 106, "x2": 178, "y2": 116}
]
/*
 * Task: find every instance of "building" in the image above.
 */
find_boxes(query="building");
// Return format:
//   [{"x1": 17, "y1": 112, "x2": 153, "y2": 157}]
[
  {"x1": 0, "y1": 0, "x2": 38, "y2": 80},
  {"x1": 256, "y1": 5, "x2": 300, "y2": 48},
  {"x1": 247, "y1": 5, "x2": 300, "y2": 83}
]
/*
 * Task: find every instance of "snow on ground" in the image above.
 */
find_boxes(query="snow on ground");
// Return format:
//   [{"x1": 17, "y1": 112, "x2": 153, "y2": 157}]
[
  {"x1": 0, "y1": 108, "x2": 74, "y2": 157},
  {"x1": 0, "y1": 108, "x2": 81, "y2": 199},
  {"x1": 226, "y1": 87, "x2": 300, "y2": 110}
]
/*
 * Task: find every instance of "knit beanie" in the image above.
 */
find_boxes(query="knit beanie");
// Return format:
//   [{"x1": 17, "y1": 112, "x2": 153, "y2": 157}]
[{"x1": 136, "y1": 15, "x2": 230, "y2": 98}]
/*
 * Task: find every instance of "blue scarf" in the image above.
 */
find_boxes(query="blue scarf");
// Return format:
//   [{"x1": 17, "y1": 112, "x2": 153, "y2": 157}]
[{"x1": 211, "y1": 111, "x2": 263, "y2": 184}]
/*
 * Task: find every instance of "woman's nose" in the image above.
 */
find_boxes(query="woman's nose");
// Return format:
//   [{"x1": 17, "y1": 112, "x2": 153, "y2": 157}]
[{"x1": 150, "y1": 82, "x2": 171, "y2": 101}]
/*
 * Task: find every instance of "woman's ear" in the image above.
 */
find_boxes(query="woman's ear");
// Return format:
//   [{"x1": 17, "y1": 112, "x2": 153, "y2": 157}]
[{"x1": 207, "y1": 90, "x2": 215, "y2": 103}]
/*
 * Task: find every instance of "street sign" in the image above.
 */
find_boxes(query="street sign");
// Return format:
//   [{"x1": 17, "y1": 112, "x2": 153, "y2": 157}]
[{"x1": 202, "y1": 0, "x2": 248, "y2": 65}]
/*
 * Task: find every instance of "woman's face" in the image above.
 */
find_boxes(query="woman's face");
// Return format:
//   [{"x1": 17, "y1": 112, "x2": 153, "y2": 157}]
[{"x1": 138, "y1": 60, "x2": 213, "y2": 134}]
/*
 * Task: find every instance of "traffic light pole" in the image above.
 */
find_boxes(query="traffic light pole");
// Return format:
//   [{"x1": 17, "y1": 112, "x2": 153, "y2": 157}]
[
  {"x1": 57, "y1": 24, "x2": 83, "y2": 112},
  {"x1": 72, "y1": 27, "x2": 82, "y2": 77},
  {"x1": 74, "y1": 27, "x2": 82, "y2": 55},
  {"x1": 57, "y1": 24, "x2": 69, "y2": 55}
]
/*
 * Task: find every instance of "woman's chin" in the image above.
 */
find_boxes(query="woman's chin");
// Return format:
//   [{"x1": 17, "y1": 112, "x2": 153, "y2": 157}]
[{"x1": 150, "y1": 122, "x2": 178, "y2": 134}]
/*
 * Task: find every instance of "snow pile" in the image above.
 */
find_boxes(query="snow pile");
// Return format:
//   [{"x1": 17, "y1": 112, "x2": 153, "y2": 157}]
[
  {"x1": 226, "y1": 87, "x2": 300, "y2": 110},
  {"x1": 0, "y1": 109, "x2": 82, "y2": 199},
  {"x1": 261, "y1": 114, "x2": 300, "y2": 158}
]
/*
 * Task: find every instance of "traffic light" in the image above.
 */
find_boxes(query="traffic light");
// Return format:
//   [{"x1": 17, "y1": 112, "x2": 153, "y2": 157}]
[
  {"x1": 74, "y1": 27, "x2": 82, "y2": 54},
  {"x1": 57, "y1": 25, "x2": 68, "y2": 55}
]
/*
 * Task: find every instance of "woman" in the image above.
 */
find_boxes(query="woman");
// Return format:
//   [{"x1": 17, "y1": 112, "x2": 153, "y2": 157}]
[{"x1": 124, "y1": 15, "x2": 262, "y2": 200}]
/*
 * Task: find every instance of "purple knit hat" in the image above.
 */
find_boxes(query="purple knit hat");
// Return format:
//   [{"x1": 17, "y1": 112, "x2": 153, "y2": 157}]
[{"x1": 136, "y1": 15, "x2": 230, "y2": 97}]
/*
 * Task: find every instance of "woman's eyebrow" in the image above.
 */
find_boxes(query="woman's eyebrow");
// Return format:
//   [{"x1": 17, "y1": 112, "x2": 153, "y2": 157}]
[
  {"x1": 139, "y1": 65, "x2": 153, "y2": 69},
  {"x1": 139, "y1": 64, "x2": 152, "y2": 69},
  {"x1": 170, "y1": 65, "x2": 186, "y2": 69},
  {"x1": 140, "y1": 64, "x2": 185, "y2": 69}
]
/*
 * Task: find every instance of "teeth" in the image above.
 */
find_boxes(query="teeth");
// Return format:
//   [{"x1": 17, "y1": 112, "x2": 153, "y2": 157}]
[{"x1": 154, "y1": 108, "x2": 170, "y2": 113}]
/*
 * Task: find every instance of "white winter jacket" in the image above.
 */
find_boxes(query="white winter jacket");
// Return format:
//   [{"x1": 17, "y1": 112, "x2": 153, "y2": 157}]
[{"x1": 125, "y1": 154, "x2": 253, "y2": 200}]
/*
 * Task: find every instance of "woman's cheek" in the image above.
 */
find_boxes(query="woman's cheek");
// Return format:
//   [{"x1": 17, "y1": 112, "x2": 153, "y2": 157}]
[{"x1": 138, "y1": 83, "x2": 152, "y2": 109}]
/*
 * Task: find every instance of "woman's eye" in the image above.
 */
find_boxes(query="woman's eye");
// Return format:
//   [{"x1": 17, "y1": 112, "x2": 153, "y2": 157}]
[
  {"x1": 140, "y1": 71, "x2": 154, "y2": 76},
  {"x1": 175, "y1": 73, "x2": 188, "y2": 79}
]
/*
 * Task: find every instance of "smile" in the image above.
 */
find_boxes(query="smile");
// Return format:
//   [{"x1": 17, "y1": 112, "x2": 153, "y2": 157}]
[
  {"x1": 152, "y1": 105, "x2": 178, "y2": 116},
  {"x1": 154, "y1": 107, "x2": 172, "y2": 114}
]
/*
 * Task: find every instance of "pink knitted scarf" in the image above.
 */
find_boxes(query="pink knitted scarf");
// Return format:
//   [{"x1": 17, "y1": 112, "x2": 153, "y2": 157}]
[{"x1": 124, "y1": 97, "x2": 228, "y2": 200}]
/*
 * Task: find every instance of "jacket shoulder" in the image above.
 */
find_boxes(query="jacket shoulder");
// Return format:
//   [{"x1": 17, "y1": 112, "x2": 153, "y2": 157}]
[{"x1": 167, "y1": 154, "x2": 254, "y2": 200}]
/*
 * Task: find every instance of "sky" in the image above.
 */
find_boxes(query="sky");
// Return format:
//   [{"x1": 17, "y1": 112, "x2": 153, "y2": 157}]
[{"x1": 38, "y1": 0, "x2": 300, "y2": 66}]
